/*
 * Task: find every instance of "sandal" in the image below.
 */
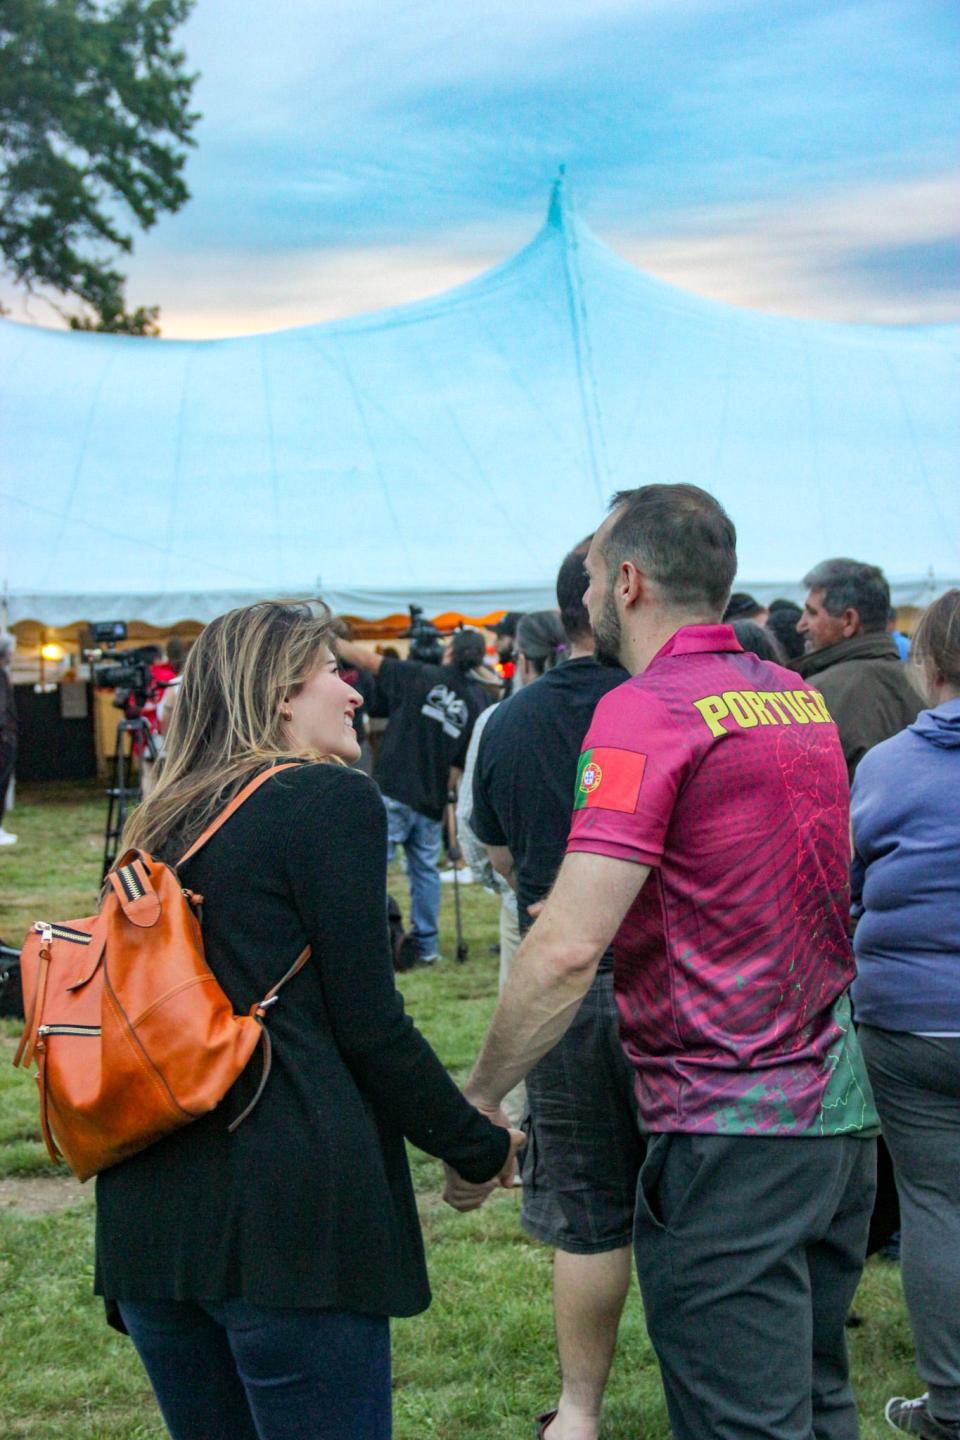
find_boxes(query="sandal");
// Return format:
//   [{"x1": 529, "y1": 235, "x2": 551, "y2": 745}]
[{"x1": 534, "y1": 1411, "x2": 558, "y2": 1439}]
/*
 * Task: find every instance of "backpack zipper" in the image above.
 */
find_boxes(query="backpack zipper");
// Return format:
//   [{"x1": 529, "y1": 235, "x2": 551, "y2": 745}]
[
  {"x1": 33, "y1": 921, "x2": 92, "y2": 946},
  {"x1": 36, "y1": 1024, "x2": 101, "y2": 1037}
]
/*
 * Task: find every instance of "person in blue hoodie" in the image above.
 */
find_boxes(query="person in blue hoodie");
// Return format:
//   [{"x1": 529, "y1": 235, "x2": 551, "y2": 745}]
[{"x1": 851, "y1": 588, "x2": 960, "y2": 1440}]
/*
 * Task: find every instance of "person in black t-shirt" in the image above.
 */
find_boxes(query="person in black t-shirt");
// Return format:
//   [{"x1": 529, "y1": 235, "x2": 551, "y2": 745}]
[
  {"x1": 337, "y1": 629, "x2": 490, "y2": 963},
  {"x1": 469, "y1": 545, "x2": 644, "y2": 1440},
  {"x1": 328, "y1": 617, "x2": 376, "y2": 769},
  {"x1": 492, "y1": 611, "x2": 523, "y2": 697}
]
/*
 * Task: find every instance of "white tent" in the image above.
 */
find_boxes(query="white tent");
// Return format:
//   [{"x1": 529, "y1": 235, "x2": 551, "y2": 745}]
[{"x1": 3, "y1": 175, "x2": 959, "y2": 627}]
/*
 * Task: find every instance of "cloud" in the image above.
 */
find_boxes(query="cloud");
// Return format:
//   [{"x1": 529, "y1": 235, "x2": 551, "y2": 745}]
[
  {"x1": 172, "y1": 0, "x2": 959, "y2": 248},
  {"x1": 117, "y1": 241, "x2": 509, "y2": 339},
  {"x1": 613, "y1": 173, "x2": 960, "y2": 323},
  {"x1": 5, "y1": 171, "x2": 956, "y2": 336},
  {"x1": 138, "y1": 170, "x2": 960, "y2": 334},
  {"x1": 3, "y1": 1, "x2": 957, "y2": 332}
]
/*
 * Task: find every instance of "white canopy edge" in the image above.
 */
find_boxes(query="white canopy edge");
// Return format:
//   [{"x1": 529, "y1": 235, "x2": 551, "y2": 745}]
[{"x1": 4, "y1": 574, "x2": 955, "y2": 630}]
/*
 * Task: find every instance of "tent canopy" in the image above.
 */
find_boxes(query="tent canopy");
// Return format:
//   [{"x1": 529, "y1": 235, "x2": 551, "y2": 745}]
[{"x1": 3, "y1": 175, "x2": 959, "y2": 627}]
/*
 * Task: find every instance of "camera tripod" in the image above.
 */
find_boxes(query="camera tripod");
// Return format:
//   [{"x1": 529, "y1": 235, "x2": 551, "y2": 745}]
[{"x1": 102, "y1": 717, "x2": 157, "y2": 880}]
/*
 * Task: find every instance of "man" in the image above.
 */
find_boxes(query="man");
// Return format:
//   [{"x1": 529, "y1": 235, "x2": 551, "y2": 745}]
[
  {"x1": 492, "y1": 611, "x2": 523, "y2": 696},
  {"x1": 447, "y1": 484, "x2": 878, "y2": 1440},
  {"x1": 795, "y1": 558, "x2": 921, "y2": 780},
  {"x1": 471, "y1": 546, "x2": 643, "y2": 1440},
  {"x1": 0, "y1": 635, "x2": 18, "y2": 846},
  {"x1": 337, "y1": 628, "x2": 489, "y2": 964},
  {"x1": 887, "y1": 605, "x2": 911, "y2": 661}
]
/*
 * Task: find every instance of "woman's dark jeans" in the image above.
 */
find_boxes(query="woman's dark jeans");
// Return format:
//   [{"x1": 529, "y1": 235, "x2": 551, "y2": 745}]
[{"x1": 118, "y1": 1298, "x2": 391, "y2": 1440}]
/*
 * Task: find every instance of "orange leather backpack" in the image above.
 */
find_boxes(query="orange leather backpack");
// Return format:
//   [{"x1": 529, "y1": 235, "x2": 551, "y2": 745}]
[{"x1": 13, "y1": 764, "x2": 309, "y2": 1182}]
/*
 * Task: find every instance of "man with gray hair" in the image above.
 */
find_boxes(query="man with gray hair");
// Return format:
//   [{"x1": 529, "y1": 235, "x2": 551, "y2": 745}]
[
  {"x1": 0, "y1": 635, "x2": 18, "y2": 846},
  {"x1": 795, "y1": 557, "x2": 921, "y2": 781}
]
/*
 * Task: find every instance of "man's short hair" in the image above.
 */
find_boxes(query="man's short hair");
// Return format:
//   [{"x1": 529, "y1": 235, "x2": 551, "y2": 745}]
[
  {"x1": 802, "y1": 558, "x2": 890, "y2": 633},
  {"x1": 604, "y1": 484, "x2": 737, "y2": 616},
  {"x1": 451, "y1": 629, "x2": 485, "y2": 672},
  {"x1": 556, "y1": 537, "x2": 593, "y2": 642}
]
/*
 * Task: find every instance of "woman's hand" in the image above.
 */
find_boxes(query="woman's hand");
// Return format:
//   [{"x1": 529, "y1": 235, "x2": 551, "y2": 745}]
[{"x1": 442, "y1": 1118, "x2": 526, "y2": 1212}]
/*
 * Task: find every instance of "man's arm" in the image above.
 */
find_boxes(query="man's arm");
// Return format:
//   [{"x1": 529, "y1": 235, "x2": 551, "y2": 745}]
[
  {"x1": 466, "y1": 849, "x2": 650, "y2": 1110},
  {"x1": 336, "y1": 638, "x2": 384, "y2": 676}
]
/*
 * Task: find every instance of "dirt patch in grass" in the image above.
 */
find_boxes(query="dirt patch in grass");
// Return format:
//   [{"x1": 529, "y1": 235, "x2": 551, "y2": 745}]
[{"x1": 0, "y1": 1173, "x2": 88, "y2": 1215}]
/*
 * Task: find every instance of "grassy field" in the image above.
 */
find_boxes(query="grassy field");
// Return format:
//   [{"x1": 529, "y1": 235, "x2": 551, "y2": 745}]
[{"x1": 0, "y1": 781, "x2": 920, "y2": 1438}]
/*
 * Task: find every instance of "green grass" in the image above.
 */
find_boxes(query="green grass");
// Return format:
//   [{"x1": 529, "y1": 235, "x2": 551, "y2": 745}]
[{"x1": 0, "y1": 782, "x2": 923, "y2": 1437}]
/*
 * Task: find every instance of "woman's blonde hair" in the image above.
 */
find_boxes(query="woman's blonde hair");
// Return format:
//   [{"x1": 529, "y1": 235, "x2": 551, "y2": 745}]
[{"x1": 122, "y1": 599, "x2": 336, "y2": 857}]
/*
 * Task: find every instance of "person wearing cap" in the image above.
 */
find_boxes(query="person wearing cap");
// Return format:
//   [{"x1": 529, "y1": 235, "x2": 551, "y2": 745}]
[{"x1": 492, "y1": 612, "x2": 523, "y2": 697}]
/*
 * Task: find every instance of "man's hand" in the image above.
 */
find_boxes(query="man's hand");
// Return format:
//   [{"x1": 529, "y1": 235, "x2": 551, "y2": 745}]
[
  {"x1": 442, "y1": 1124, "x2": 526, "y2": 1212},
  {"x1": 486, "y1": 844, "x2": 518, "y2": 891}
]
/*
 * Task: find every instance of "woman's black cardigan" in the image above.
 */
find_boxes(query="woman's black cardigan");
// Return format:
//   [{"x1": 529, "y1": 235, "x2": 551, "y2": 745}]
[{"x1": 95, "y1": 764, "x2": 508, "y2": 1323}]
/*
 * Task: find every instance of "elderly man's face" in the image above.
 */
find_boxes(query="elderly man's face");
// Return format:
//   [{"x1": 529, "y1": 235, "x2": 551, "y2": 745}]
[{"x1": 797, "y1": 589, "x2": 853, "y2": 653}]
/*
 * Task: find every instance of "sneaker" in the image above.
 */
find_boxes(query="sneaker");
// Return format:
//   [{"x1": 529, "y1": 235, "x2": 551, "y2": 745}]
[
  {"x1": 885, "y1": 1395, "x2": 960, "y2": 1437},
  {"x1": 0, "y1": 828, "x2": 17, "y2": 846},
  {"x1": 416, "y1": 953, "x2": 440, "y2": 967}
]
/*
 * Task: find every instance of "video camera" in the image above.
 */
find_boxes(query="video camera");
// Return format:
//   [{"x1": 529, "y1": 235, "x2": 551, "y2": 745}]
[
  {"x1": 83, "y1": 621, "x2": 157, "y2": 710},
  {"x1": 404, "y1": 604, "x2": 444, "y2": 665}
]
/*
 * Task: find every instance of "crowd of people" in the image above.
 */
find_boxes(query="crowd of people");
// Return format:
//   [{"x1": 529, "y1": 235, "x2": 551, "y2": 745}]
[{"x1": 9, "y1": 483, "x2": 959, "y2": 1440}]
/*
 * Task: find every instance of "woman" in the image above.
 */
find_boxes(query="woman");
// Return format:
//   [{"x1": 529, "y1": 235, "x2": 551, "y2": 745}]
[
  {"x1": 97, "y1": 599, "x2": 522, "y2": 1440},
  {"x1": 850, "y1": 589, "x2": 960, "y2": 1439}
]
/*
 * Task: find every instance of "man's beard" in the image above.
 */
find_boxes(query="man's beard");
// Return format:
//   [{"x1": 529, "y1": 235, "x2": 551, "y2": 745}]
[{"x1": 593, "y1": 590, "x2": 624, "y2": 669}]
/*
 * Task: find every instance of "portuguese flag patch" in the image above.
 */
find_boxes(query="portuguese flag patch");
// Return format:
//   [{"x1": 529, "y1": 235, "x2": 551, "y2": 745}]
[{"x1": 574, "y1": 747, "x2": 647, "y2": 812}]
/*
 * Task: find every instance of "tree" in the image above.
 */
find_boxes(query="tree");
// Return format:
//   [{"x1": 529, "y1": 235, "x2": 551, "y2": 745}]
[
  {"x1": 0, "y1": 0, "x2": 199, "y2": 332},
  {"x1": 68, "y1": 299, "x2": 160, "y2": 334}
]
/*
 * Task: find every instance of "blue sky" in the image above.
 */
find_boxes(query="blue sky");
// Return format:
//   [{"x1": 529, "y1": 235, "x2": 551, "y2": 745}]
[{"x1": 5, "y1": 0, "x2": 959, "y2": 335}]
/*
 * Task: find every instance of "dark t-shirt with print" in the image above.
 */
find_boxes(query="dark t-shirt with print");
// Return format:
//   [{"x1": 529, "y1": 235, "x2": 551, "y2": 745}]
[
  {"x1": 373, "y1": 657, "x2": 489, "y2": 820},
  {"x1": 471, "y1": 658, "x2": 628, "y2": 941}
]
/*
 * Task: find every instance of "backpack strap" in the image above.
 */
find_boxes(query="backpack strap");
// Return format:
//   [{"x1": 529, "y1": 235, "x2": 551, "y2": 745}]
[
  {"x1": 178, "y1": 762, "x2": 312, "y2": 1133},
  {"x1": 177, "y1": 763, "x2": 305, "y2": 867},
  {"x1": 107, "y1": 854, "x2": 161, "y2": 927},
  {"x1": 227, "y1": 942, "x2": 312, "y2": 1134}
]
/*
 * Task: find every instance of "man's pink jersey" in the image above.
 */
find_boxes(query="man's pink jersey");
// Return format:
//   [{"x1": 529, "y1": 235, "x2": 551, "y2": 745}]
[{"x1": 567, "y1": 626, "x2": 878, "y2": 1137}]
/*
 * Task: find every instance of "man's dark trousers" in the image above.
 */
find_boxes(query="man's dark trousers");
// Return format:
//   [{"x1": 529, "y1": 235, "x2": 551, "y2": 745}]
[{"x1": 634, "y1": 1131, "x2": 876, "y2": 1440}]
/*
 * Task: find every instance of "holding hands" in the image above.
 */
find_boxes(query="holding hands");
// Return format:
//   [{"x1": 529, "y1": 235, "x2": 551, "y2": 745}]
[{"x1": 443, "y1": 1103, "x2": 525, "y2": 1212}]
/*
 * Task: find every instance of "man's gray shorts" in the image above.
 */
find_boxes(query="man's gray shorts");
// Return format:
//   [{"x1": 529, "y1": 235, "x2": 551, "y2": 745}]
[{"x1": 520, "y1": 967, "x2": 644, "y2": 1254}]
